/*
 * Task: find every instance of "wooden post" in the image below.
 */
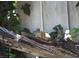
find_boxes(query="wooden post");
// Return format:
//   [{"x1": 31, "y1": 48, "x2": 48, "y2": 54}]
[{"x1": 40, "y1": 1, "x2": 44, "y2": 32}]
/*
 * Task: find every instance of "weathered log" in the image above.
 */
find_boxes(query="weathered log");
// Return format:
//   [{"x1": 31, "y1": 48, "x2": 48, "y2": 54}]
[
  {"x1": 0, "y1": 38, "x2": 55, "y2": 57},
  {"x1": 0, "y1": 26, "x2": 79, "y2": 57},
  {"x1": 61, "y1": 39, "x2": 79, "y2": 55},
  {"x1": 0, "y1": 37, "x2": 78, "y2": 58},
  {"x1": 19, "y1": 36, "x2": 79, "y2": 57},
  {"x1": 0, "y1": 26, "x2": 16, "y2": 39}
]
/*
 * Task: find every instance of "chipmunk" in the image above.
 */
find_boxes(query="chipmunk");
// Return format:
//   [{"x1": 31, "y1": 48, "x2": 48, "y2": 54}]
[{"x1": 34, "y1": 29, "x2": 51, "y2": 41}]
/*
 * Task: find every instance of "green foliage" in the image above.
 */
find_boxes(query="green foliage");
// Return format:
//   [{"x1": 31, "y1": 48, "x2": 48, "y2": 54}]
[
  {"x1": 50, "y1": 24, "x2": 63, "y2": 39},
  {"x1": 70, "y1": 28, "x2": 79, "y2": 38},
  {"x1": 0, "y1": 1, "x2": 21, "y2": 34},
  {"x1": 0, "y1": 1, "x2": 15, "y2": 18},
  {"x1": 21, "y1": 3, "x2": 31, "y2": 16},
  {"x1": 9, "y1": 53, "x2": 16, "y2": 58},
  {"x1": 70, "y1": 28, "x2": 79, "y2": 34},
  {"x1": 50, "y1": 31, "x2": 58, "y2": 39},
  {"x1": 0, "y1": 1, "x2": 15, "y2": 22}
]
